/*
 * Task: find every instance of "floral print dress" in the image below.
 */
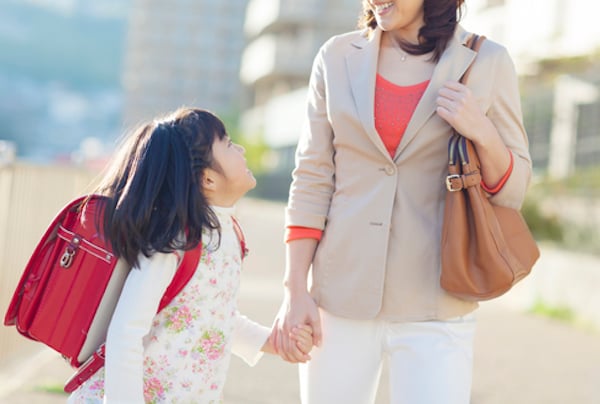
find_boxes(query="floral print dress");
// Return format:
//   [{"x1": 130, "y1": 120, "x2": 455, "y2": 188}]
[{"x1": 68, "y1": 207, "x2": 269, "y2": 403}]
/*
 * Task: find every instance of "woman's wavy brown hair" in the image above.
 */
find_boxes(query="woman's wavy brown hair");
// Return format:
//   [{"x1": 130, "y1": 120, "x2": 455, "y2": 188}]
[{"x1": 358, "y1": 0, "x2": 466, "y2": 62}]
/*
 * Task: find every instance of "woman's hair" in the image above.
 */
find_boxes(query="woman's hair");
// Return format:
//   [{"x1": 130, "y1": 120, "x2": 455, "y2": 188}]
[
  {"x1": 358, "y1": 0, "x2": 465, "y2": 62},
  {"x1": 95, "y1": 107, "x2": 226, "y2": 267}
]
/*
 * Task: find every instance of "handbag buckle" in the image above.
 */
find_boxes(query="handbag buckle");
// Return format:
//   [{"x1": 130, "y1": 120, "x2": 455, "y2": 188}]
[{"x1": 445, "y1": 174, "x2": 462, "y2": 192}]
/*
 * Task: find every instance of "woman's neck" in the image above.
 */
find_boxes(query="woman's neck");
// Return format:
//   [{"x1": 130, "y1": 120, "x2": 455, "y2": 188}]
[{"x1": 378, "y1": 32, "x2": 435, "y2": 86}]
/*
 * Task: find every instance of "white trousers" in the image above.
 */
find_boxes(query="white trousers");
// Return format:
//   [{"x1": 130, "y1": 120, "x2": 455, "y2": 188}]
[{"x1": 299, "y1": 309, "x2": 476, "y2": 404}]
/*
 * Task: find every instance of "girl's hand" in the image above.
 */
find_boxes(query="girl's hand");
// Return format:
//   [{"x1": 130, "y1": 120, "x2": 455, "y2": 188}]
[
  {"x1": 436, "y1": 81, "x2": 493, "y2": 145},
  {"x1": 271, "y1": 290, "x2": 322, "y2": 363},
  {"x1": 265, "y1": 322, "x2": 312, "y2": 362},
  {"x1": 290, "y1": 324, "x2": 313, "y2": 356}
]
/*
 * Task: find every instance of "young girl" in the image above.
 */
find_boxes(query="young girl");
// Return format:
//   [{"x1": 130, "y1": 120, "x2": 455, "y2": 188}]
[{"x1": 68, "y1": 107, "x2": 313, "y2": 403}]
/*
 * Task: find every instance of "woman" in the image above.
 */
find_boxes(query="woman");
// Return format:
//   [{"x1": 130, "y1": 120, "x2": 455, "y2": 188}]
[{"x1": 272, "y1": 1, "x2": 532, "y2": 403}]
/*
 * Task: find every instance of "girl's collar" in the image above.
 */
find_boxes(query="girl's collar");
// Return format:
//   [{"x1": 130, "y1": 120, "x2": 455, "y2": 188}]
[{"x1": 210, "y1": 205, "x2": 236, "y2": 216}]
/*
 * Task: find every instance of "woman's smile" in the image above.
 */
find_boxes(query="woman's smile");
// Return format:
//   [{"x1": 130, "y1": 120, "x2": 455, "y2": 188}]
[{"x1": 374, "y1": 1, "x2": 394, "y2": 16}]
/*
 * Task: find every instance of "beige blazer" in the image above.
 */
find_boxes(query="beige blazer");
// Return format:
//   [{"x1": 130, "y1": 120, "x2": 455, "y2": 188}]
[{"x1": 286, "y1": 25, "x2": 532, "y2": 321}]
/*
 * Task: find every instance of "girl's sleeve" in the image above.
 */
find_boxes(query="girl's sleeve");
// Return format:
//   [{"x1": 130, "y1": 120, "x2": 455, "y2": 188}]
[
  {"x1": 104, "y1": 252, "x2": 178, "y2": 404},
  {"x1": 230, "y1": 311, "x2": 270, "y2": 366}
]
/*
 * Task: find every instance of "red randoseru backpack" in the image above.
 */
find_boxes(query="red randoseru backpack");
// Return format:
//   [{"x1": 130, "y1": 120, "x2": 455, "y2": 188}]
[{"x1": 3, "y1": 194, "x2": 247, "y2": 392}]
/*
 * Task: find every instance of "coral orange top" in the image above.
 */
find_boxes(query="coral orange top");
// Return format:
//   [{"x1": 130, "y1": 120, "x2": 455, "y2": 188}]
[{"x1": 286, "y1": 74, "x2": 512, "y2": 242}]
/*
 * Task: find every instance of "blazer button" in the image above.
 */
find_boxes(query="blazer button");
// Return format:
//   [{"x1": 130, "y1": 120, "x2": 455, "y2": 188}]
[{"x1": 384, "y1": 165, "x2": 396, "y2": 175}]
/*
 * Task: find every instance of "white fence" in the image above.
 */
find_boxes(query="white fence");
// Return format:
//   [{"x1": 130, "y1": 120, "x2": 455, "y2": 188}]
[{"x1": 0, "y1": 162, "x2": 98, "y2": 368}]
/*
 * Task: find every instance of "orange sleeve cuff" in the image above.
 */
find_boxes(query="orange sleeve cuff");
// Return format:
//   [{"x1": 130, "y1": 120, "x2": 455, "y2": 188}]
[
  {"x1": 285, "y1": 226, "x2": 323, "y2": 243},
  {"x1": 481, "y1": 150, "x2": 514, "y2": 195}
]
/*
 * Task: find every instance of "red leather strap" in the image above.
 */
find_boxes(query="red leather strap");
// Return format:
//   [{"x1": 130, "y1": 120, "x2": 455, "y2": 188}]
[
  {"x1": 64, "y1": 345, "x2": 106, "y2": 393},
  {"x1": 158, "y1": 245, "x2": 201, "y2": 312},
  {"x1": 231, "y1": 216, "x2": 248, "y2": 259}
]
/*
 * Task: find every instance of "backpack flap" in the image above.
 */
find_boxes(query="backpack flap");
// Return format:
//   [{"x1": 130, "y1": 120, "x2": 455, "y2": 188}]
[{"x1": 4, "y1": 196, "x2": 88, "y2": 331}]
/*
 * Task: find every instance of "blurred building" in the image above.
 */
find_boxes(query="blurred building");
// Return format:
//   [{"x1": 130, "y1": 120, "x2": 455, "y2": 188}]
[
  {"x1": 240, "y1": 0, "x2": 361, "y2": 108},
  {"x1": 239, "y1": 0, "x2": 361, "y2": 199},
  {"x1": 122, "y1": 0, "x2": 249, "y2": 126},
  {"x1": 462, "y1": 0, "x2": 600, "y2": 74},
  {"x1": 463, "y1": 0, "x2": 600, "y2": 176}
]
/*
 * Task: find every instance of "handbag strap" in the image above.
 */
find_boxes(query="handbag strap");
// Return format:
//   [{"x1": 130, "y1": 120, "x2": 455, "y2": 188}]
[
  {"x1": 445, "y1": 34, "x2": 486, "y2": 192},
  {"x1": 460, "y1": 34, "x2": 486, "y2": 85}
]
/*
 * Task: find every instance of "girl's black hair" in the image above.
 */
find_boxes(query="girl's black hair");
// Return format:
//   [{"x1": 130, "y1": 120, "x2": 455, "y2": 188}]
[
  {"x1": 95, "y1": 107, "x2": 226, "y2": 268},
  {"x1": 358, "y1": 0, "x2": 466, "y2": 62}
]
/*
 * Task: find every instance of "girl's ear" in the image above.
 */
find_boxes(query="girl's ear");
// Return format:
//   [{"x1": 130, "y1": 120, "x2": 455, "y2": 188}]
[{"x1": 201, "y1": 169, "x2": 218, "y2": 192}]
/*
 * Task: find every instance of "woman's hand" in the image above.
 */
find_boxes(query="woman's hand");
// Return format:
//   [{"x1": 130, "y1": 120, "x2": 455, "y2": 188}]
[
  {"x1": 271, "y1": 289, "x2": 322, "y2": 363},
  {"x1": 264, "y1": 323, "x2": 313, "y2": 362},
  {"x1": 436, "y1": 81, "x2": 494, "y2": 145},
  {"x1": 436, "y1": 80, "x2": 512, "y2": 188}
]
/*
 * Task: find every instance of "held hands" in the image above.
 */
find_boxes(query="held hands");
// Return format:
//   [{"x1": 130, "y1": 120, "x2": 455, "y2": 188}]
[
  {"x1": 270, "y1": 290, "x2": 322, "y2": 363},
  {"x1": 262, "y1": 323, "x2": 313, "y2": 361},
  {"x1": 290, "y1": 324, "x2": 314, "y2": 358},
  {"x1": 266, "y1": 321, "x2": 314, "y2": 363}
]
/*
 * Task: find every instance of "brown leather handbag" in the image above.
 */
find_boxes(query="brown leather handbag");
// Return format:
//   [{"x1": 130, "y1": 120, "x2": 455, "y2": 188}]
[{"x1": 440, "y1": 35, "x2": 540, "y2": 301}]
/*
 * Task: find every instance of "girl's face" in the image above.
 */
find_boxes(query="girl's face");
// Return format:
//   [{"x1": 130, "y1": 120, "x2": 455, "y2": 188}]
[
  {"x1": 204, "y1": 135, "x2": 256, "y2": 206},
  {"x1": 368, "y1": 0, "x2": 425, "y2": 39}
]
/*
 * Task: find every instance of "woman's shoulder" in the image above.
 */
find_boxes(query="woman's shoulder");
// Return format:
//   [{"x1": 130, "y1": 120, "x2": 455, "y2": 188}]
[
  {"x1": 456, "y1": 28, "x2": 511, "y2": 64},
  {"x1": 477, "y1": 36, "x2": 518, "y2": 79},
  {"x1": 454, "y1": 27, "x2": 516, "y2": 77},
  {"x1": 479, "y1": 36, "x2": 511, "y2": 60},
  {"x1": 318, "y1": 29, "x2": 369, "y2": 56},
  {"x1": 456, "y1": 25, "x2": 511, "y2": 59}
]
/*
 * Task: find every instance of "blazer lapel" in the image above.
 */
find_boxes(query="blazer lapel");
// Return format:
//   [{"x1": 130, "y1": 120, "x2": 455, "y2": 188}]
[
  {"x1": 394, "y1": 26, "x2": 477, "y2": 160},
  {"x1": 345, "y1": 29, "x2": 393, "y2": 160}
]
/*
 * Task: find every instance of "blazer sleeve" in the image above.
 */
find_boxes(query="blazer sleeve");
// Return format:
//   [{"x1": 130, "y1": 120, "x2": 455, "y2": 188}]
[
  {"x1": 104, "y1": 252, "x2": 178, "y2": 404},
  {"x1": 286, "y1": 42, "x2": 336, "y2": 229},
  {"x1": 485, "y1": 45, "x2": 533, "y2": 209}
]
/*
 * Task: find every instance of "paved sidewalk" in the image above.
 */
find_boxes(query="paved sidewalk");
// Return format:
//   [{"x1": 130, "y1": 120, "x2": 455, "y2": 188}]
[{"x1": 1, "y1": 198, "x2": 599, "y2": 403}]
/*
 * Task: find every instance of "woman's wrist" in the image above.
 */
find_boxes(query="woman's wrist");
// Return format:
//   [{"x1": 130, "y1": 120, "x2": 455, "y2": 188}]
[
  {"x1": 283, "y1": 278, "x2": 308, "y2": 296},
  {"x1": 470, "y1": 116, "x2": 498, "y2": 150}
]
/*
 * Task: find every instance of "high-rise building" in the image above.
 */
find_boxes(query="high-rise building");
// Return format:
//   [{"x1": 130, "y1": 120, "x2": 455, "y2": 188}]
[{"x1": 122, "y1": 0, "x2": 249, "y2": 126}]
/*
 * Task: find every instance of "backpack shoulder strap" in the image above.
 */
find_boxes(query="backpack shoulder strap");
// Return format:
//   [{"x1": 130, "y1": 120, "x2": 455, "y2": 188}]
[
  {"x1": 157, "y1": 216, "x2": 247, "y2": 312},
  {"x1": 158, "y1": 244, "x2": 201, "y2": 312},
  {"x1": 231, "y1": 216, "x2": 249, "y2": 259}
]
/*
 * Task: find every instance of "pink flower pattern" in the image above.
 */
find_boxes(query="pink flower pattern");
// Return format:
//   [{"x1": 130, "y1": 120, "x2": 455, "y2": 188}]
[{"x1": 68, "y1": 212, "x2": 243, "y2": 403}]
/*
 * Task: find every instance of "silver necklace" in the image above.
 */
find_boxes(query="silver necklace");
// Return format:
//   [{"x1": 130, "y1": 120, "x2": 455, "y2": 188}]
[{"x1": 389, "y1": 35, "x2": 408, "y2": 62}]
